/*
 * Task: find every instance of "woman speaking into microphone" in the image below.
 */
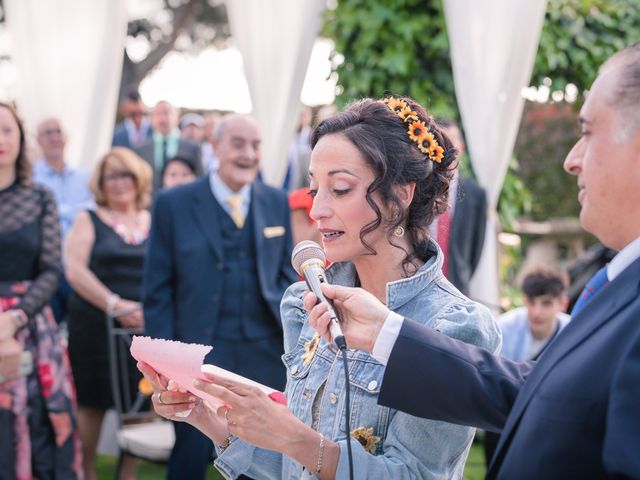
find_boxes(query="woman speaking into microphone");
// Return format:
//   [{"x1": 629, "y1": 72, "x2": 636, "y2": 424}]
[{"x1": 139, "y1": 97, "x2": 500, "y2": 479}]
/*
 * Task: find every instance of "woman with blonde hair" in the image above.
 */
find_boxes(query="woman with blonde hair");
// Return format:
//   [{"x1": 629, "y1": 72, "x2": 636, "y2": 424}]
[{"x1": 65, "y1": 147, "x2": 152, "y2": 480}]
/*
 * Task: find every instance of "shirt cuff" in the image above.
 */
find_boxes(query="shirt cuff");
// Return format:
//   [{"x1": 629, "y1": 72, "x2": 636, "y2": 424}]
[{"x1": 371, "y1": 312, "x2": 404, "y2": 366}]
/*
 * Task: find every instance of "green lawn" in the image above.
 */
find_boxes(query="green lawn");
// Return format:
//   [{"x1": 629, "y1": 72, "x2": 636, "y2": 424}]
[
  {"x1": 95, "y1": 455, "x2": 223, "y2": 480},
  {"x1": 97, "y1": 442, "x2": 486, "y2": 479}
]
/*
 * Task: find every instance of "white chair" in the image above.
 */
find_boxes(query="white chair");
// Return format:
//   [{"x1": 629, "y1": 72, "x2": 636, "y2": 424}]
[{"x1": 105, "y1": 310, "x2": 175, "y2": 467}]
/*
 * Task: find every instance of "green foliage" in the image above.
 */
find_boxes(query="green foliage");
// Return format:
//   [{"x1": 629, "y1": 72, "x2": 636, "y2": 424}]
[
  {"x1": 497, "y1": 157, "x2": 533, "y2": 231},
  {"x1": 322, "y1": 0, "x2": 456, "y2": 117},
  {"x1": 513, "y1": 103, "x2": 581, "y2": 221},
  {"x1": 533, "y1": 0, "x2": 640, "y2": 95}
]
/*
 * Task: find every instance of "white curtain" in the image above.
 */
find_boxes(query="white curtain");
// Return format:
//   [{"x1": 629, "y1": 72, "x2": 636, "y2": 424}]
[
  {"x1": 4, "y1": 0, "x2": 128, "y2": 168},
  {"x1": 443, "y1": 0, "x2": 547, "y2": 311},
  {"x1": 225, "y1": 0, "x2": 326, "y2": 186}
]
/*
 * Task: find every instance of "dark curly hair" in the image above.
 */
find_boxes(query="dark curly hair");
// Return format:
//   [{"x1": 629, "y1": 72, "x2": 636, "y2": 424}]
[
  {"x1": 311, "y1": 97, "x2": 457, "y2": 275},
  {"x1": 0, "y1": 102, "x2": 31, "y2": 186}
]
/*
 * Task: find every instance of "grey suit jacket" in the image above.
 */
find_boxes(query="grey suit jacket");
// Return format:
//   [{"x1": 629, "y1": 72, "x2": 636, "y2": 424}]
[{"x1": 135, "y1": 138, "x2": 202, "y2": 190}]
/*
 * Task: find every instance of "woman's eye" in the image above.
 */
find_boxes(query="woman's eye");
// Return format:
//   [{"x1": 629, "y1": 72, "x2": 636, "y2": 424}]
[
  {"x1": 308, "y1": 189, "x2": 317, "y2": 198},
  {"x1": 333, "y1": 188, "x2": 350, "y2": 196}
]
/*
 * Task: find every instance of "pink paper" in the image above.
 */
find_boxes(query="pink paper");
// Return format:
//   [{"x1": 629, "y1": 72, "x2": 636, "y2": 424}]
[
  {"x1": 130, "y1": 336, "x2": 285, "y2": 408},
  {"x1": 130, "y1": 336, "x2": 222, "y2": 405}
]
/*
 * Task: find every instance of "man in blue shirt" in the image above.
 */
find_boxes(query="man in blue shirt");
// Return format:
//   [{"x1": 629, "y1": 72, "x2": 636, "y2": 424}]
[{"x1": 33, "y1": 118, "x2": 93, "y2": 322}]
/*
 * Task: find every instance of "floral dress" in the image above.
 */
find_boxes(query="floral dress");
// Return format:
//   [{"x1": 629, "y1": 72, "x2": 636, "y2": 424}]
[{"x1": 0, "y1": 182, "x2": 81, "y2": 480}]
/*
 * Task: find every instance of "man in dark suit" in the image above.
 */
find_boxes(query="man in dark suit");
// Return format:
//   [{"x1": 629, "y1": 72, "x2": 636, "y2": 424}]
[
  {"x1": 143, "y1": 114, "x2": 297, "y2": 480},
  {"x1": 135, "y1": 100, "x2": 202, "y2": 191},
  {"x1": 433, "y1": 118, "x2": 487, "y2": 295},
  {"x1": 306, "y1": 44, "x2": 640, "y2": 479},
  {"x1": 112, "y1": 90, "x2": 153, "y2": 149}
]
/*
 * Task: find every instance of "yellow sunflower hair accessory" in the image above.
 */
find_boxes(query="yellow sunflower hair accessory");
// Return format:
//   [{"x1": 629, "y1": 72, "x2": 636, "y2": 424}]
[{"x1": 383, "y1": 96, "x2": 444, "y2": 163}]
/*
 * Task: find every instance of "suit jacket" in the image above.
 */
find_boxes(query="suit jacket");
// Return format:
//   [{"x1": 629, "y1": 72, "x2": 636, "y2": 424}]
[
  {"x1": 448, "y1": 176, "x2": 487, "y2": 295},
  {"x1": 378, "y1": 256, "x2": 640, "y2": 479},
  {"x1": 112, "y1": 121, "x2": 152, "y2": 149},
  {"x1": 143, "y1": 177, "x2": 297, "y2": 346},
  {"x1": 135, "y1": 138, "x2": 202, "y2": 190}
]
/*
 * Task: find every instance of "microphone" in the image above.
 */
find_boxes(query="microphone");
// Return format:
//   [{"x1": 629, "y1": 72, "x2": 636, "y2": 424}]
[{"x1": 291, "y1": 240, "x2": 347, "y2": 350}]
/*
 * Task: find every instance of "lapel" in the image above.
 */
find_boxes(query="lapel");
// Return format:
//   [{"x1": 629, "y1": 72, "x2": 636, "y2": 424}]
[
  {"x1": 490, "y1": 256, "x2": 640, "y2": 474},
  {"x1": 190, "y1": 178, "x2": 224, "y2": 262},
  {"x1": 251, "y1": 182, "x2": 267, "y2": 273}
]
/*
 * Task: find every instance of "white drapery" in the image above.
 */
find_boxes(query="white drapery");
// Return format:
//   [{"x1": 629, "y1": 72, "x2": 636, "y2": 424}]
[
  {"x1": 4, "y1": 0, "x2": 128, "y2": 168},
  {"x1": 443, "y1": 0, "x2": 547, "y2": 311},
  {"x1": 225, "y1": 0, "x2": 326, "y2": 186}
]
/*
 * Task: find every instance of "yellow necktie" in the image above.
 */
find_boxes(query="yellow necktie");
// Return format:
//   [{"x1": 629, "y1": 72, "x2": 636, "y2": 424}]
[{"x1": 227, "y1": 194, "x2": 245, "y2": 229}]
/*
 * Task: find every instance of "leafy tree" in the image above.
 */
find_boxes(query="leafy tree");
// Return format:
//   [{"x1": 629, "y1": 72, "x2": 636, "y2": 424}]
[
  {"x1": 534, "y1": 0, "x2": 640, "y2": 95},
  {"x1": 120, "y1": 0, "x2": 230, "y2": 102},
  {"x1": 323, "y1": 0, "x2": 455, "y2": 116}
]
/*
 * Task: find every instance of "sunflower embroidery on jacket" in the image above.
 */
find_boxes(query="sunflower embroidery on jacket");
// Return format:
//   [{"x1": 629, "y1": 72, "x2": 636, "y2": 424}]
[
  {"x1": 351, "y1": 427, "x2": 382, "y2": 454},
  {"x1": 301, "y1": 333, "x2": 321, "y2": 366}
]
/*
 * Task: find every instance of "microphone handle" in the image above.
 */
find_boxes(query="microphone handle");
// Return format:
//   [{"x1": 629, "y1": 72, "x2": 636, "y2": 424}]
[{"x1": 303, "y1": 266, "x2": 347, "y2": 349}]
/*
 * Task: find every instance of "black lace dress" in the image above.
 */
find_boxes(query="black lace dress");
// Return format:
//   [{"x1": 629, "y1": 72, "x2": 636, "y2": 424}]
[{"x1": 0, "y1": 181, "x2": 81, "y2": 480}]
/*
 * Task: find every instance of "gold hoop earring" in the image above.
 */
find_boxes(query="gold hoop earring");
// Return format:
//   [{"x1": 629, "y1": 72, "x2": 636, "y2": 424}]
[{"x1": 394, "y1": 226, "x2": 405, "y2": 238}]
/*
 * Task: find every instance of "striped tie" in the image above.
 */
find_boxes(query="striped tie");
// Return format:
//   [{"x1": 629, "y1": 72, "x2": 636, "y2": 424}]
[{"x1": 571, "y1": 266, "x2": 609, "y2": 317}]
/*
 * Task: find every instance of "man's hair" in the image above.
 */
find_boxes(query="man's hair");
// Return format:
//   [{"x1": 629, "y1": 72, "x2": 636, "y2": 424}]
[
  {"x1": 603, "y1": 42, "x2": 640, "y2": 140},
  {"x1": 522, "y1": 267, "x2": 569, "y2": 299},
  {"x1": 126, "y1": 90, "x2": 142, "y2": 102}
]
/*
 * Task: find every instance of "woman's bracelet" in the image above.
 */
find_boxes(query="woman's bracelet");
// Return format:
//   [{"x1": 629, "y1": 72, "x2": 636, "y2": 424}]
[
  {"x1": 217, "y1": 434, "x2": 234, "y2": 453},
  {"x1": 310, "y1": 433, "x2": 325, "y2": 476},
  {"x1": 105, "y1": 293, "x2": 121, "y2": 317}
]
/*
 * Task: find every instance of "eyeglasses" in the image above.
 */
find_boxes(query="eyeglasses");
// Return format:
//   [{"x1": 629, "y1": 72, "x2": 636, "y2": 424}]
[{"x1": 102, "y1": 172, "x2": 134, "y2": 183}]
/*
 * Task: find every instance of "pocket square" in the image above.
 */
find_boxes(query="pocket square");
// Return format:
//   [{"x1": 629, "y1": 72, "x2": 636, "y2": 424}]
[{"x1": 263, "y1": 226, "x2": 285, "y2": 238}]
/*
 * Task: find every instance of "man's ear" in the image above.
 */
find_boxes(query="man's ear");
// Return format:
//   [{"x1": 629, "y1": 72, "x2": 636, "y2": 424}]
[{"x1": 394, "y1": 182, "x2": 416, "y2": 210}]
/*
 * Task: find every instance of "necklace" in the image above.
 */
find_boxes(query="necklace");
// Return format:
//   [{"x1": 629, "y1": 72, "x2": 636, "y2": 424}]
[{"x1": 109, "y1": 210, "x2": 148, "y2": 245}]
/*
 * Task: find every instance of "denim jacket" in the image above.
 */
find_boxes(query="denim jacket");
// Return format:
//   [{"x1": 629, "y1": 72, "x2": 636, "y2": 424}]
[{"x1": 215, "y1": 240, "x2": 501, "y2": 479}]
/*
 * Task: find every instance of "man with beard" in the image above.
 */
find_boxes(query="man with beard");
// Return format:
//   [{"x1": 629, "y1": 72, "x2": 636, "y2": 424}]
[{"x1": 143, "y1": 114, "x2": 297, "y2": 480}]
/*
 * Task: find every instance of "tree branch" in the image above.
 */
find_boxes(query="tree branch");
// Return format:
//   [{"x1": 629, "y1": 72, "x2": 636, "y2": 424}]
[{"x1": 132, "y1": 0, "x2": 200, "y2": 85}]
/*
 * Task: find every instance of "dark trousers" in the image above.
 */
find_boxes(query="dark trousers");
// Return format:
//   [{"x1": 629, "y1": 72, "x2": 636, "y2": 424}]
[
  {"x1": 484, "y1": 431, "x2": 501, "y2": 468},
  {"x1": 167, "y1": 422, "x2": 214, "y2": 480}
]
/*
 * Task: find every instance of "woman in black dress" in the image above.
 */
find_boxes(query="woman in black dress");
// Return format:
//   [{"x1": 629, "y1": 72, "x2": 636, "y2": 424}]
[
  {"x1": 0, "y1": 102, "x2": 81, "y2": 479},
  {"x1": 65, "y1": 147, "x2": 152, "y2": 480}
]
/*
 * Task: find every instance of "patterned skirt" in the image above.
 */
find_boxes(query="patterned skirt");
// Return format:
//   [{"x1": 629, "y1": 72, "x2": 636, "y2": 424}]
[{"x1": 0, "y1": 281, "x2": 82, "y2": 480}]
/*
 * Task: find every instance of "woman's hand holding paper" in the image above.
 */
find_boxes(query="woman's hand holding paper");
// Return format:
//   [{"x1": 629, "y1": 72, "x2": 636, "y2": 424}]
[{"x1": 137, "y1": 361, "x2": 229, "y2": 443}]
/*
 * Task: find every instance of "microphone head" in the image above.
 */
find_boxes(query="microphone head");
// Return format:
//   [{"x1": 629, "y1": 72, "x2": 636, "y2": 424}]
[{"x1": 291, "y1": 240, "x2": 326, "y2": 275}]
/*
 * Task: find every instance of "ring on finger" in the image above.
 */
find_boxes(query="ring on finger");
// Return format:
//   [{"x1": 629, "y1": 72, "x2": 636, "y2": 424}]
[{"x1": 157, "y1": 391, "x2": 166, "y2": 405}]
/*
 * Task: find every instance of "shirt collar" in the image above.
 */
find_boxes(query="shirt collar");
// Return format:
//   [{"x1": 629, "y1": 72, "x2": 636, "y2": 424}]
[
  {"x1": 209, "y1": 171, "x2": 251, "y2": 209},
  {"x1": 607, "y1": 235, "x2": 640, "y2": 281},
  {"x1": 34, "y1": 158, "x2": 69, "y2": 177}
]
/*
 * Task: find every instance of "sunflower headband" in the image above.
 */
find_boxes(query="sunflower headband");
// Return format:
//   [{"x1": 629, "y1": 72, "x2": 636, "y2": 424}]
[{"x1": 383, "y1": 97, "x2": 444, "y2": 163}]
